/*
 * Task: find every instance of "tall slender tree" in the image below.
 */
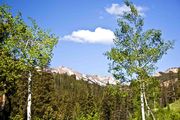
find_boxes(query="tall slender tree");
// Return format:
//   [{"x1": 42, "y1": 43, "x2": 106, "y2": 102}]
[
  {"x1": 105, "y1": 0, "x2": 173, "y2": 119},
  {"x1": 0, "y1": 5, "x2": 58, "y2": 120}
]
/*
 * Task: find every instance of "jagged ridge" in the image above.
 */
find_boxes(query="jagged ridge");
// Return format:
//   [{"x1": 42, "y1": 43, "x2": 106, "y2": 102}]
[{"x1": 50, "y1": 66, "x2": 117, "y2": 86}]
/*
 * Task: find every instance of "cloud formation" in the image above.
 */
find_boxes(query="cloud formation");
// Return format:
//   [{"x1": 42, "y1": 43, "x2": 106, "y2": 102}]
[
  {"x1": 62, "y1": 27, "x2": 115, "y2": 44},
  {"x1": 106, "y1": 3, "x2": 146, "y2": 16}
]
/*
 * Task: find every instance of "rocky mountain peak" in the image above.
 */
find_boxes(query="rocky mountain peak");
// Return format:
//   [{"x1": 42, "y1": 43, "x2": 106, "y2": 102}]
[
  {"x1": 154, "y1": 67, "x2": 180, "y2": 77},
  {"x1": 51, "y1": 66, "x2": 117, "y2": 86}
]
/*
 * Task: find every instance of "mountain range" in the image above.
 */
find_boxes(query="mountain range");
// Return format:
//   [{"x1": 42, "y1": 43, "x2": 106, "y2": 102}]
[
  {"x1": 50, "y1": 66, "x2": 117, "y2": 86},
  {"x1": 47, "y1": 66, "x2": 180, "y2": 86}
]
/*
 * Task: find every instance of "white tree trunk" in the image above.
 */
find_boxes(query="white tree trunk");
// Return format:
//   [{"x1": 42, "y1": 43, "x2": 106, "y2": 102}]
[
  {"x1": 1, "y1": 94, "x2": 6, "y2": 109},
  {"x1": 27, "y1": 71, "x2": 32, "y2": 120},
  {"x1": 140, "y1": 84, "x2": 145, "y2": 120},
  {"x1": 143, "y1": 91, "x2": 156, "y2": 120}
]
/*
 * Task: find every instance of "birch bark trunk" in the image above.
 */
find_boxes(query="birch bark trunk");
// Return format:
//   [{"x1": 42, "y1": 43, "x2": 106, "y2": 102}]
[
  {"x1": 143, "y1": 91, "x2": 156, "y2": 120},
  {"x1": 140, "y1": 83, "x2": 145, "y2": 120},
  {"x1": 27, "y1": 71, "x2": 32, "y2": 120},
  {"x1": 1, "y1": 94, "x2": 6, "y2": 110}
]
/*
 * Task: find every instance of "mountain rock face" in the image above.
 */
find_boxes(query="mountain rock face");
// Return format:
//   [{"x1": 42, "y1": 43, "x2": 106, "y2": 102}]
[
  {"x1": 50, "y1": 66, "x2": 117, "y2": 86},
  {"x1": 154, "y1": 67, "x2": 180, "y2": 87},
  {"x1": 154, "y1": 67, "x2": 179, "y2": 77},
  {"x1": 49, "y1": 66, "x2": 180, "y2": 86}
]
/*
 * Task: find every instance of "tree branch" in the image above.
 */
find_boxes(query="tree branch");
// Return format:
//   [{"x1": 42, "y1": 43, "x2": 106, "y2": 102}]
[{"x1": 143, "y1": 90, "x2": 156, "y2": 120}]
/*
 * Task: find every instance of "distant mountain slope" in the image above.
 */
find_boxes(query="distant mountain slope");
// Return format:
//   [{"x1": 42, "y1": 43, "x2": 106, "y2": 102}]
[
  {"x1": 154, "y1": 67, "x2": 180, "y2": 87},
  {"x1": 154, "y1": 67, "x2": 179, "y2": 77},
  {"x1": 49, "y1": 66, "x2": 180, "y2": 86},
  {"x1": 50, "y1": 66, "x2": 117, "y2": 86},
  {"x1": 154, "y1": 67, "x2": 180, "y2": 107}
]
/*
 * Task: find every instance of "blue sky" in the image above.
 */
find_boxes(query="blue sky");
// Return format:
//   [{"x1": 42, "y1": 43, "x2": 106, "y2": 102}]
[{"x1": 1, "y1": 0, "x2": 180, "y2": 76}]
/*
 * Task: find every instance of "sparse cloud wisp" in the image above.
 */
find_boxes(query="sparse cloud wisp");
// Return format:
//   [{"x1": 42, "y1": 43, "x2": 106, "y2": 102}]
[{"x1": 106, "y1": 3, "x2": 146, "y2": 16}]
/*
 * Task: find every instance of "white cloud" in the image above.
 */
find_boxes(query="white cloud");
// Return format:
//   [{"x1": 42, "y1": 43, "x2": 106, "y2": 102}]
[
  {"x1": 106, "y1": 3, "x2": 146, "y2": 16},
  {"x1": 62, "y1": 27, "x2": 115, "y2": 44}
]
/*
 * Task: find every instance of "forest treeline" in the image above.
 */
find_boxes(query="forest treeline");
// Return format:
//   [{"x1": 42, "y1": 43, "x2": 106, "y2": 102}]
[{"x1": 1, "y1": 68, "x2": 180, "y2": 120}]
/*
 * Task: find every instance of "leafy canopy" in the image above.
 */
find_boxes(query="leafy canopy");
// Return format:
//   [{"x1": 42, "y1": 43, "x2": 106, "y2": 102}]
[
  {"x1": 106, "y1": 0, "x2": 173, "y2": 82},
  {"x1": 0, "y1": 5, "x2": 58, "y2": 68},
  {"x1": 0, "y1": 5, "x2": 58, "y2": 95}
]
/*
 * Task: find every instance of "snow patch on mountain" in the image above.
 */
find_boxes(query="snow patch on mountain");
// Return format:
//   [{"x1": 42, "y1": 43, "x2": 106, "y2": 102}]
[{"x1": 51, "y1": 66, "x2": 117, "y2": 86}]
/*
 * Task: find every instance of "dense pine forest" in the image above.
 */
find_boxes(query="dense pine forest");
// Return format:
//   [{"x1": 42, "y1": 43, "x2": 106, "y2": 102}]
[{"x1": 1, "y1": 68, "x2": 180, "y2": 119}]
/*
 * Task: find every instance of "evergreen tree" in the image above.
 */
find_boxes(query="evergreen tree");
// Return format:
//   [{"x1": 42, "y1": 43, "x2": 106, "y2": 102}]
[{"x1": 100, "y1": 85, "x2": 116, "y2": 120}]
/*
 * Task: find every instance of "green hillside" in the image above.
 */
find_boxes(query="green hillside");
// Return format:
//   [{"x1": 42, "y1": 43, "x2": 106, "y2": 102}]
[{"x1": 169, "y1": 99, "x2": 180, "y2": 112}]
